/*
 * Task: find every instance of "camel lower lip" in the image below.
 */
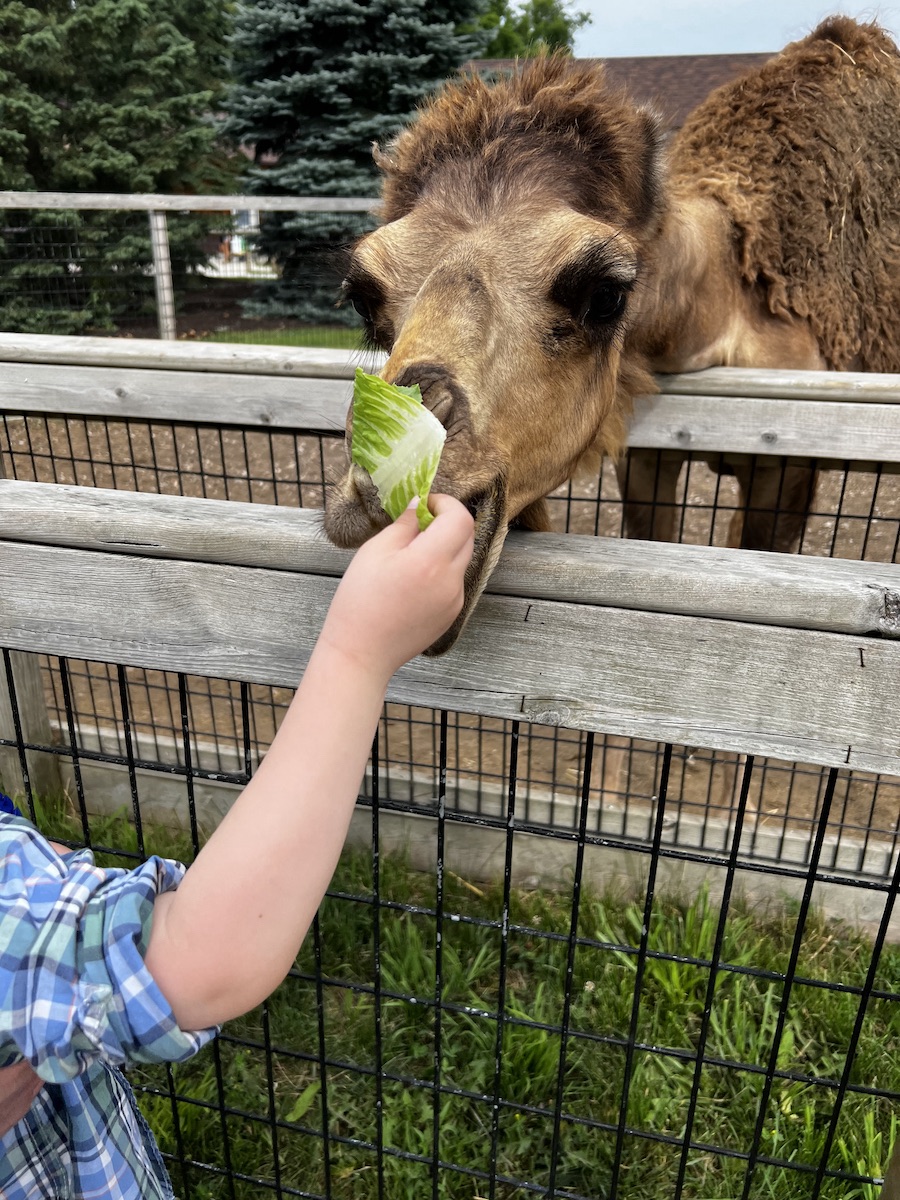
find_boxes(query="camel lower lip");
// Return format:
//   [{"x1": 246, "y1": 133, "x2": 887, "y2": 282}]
[{"x1": 422, "y1": 474, "x2": 508, "y2": 656}]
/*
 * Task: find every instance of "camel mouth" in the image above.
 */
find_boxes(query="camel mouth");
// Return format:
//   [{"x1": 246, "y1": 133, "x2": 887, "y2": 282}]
[
  {"x1": 323, "y1": 467, "x2": 509, "y2": 656},
  {"x1": 423, "y1": 473, "x2": 508, "y2": 656},
  {"x1": 323, "y1": 465, "x2": 392, "y2": 549},
  {"x1": 324, "y1": 355, "x2": 511, "y2": 652}
]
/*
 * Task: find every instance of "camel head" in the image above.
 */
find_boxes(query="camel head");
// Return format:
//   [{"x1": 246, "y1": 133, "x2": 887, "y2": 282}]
[{"x1": 324, "y1": 56, "x2": 666, "y2": 653}]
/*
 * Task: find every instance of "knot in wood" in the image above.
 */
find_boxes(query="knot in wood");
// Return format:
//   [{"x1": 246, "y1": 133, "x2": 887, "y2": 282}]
[{"x1": 883, "y1": 588, "x2": 900, "y2": 635}]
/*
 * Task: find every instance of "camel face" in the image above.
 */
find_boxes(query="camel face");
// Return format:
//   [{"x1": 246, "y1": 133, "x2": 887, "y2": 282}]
[
  {"x1": 324, "y1": 57, "x2": 665, "y2": 652},
  {"x1": 324, "y1": 198, "x2": 641, "y2": 652},
  {"x1": 328, "y1": 198, "x2": 637, "y2": 523}
]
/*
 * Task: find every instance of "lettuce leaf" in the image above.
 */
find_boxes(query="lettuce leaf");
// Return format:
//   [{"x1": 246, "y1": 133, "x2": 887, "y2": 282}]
[{"x1": 351, "y1": 367, "x2": 446, "y2": 530}]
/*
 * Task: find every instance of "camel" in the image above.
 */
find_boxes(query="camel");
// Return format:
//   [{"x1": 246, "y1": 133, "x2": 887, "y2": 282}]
[
  {"x1": 324, "y1": 15, "x2": 900, "y2": 654},
  {"x1": 321, "y1": 25, "x2": 900, "y2": 1183}
]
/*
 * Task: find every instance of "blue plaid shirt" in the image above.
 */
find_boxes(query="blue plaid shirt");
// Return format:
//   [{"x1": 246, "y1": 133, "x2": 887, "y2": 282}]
[{"x1": 0, "y1": 813, "x2": 216, "y2": 1199}]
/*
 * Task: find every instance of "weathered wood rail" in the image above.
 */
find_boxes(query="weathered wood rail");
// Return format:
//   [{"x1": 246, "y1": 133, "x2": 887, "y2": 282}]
[
  {"x1": 0, "y1": 191, "x2": 378, "y2": 213},
  {"x1": 1, "y1": 332, "x2": 900, "y2": 461},
  {"x1": 3, "y1": 480, "x2": 899, "y2": 641},
  {"x1": 2, "y1": 479, "x2": 899, "y2": 776}
]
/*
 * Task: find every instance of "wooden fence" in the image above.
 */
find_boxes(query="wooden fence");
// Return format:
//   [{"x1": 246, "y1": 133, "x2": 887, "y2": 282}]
[
  {"x1": 1, "y1": 331, "x2": 899, "y2": 927},
  {"x1": 2, "y1": 334, "x2": 900, "y2": 1196}
]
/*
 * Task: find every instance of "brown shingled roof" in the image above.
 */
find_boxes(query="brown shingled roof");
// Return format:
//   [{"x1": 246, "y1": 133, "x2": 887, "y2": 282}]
[
  {"x1": 469, "y1": 53, "x2": 774, "y2": 130},
  {"x1": 602, "y1": 53, "x2": 774, "y2": 127}
]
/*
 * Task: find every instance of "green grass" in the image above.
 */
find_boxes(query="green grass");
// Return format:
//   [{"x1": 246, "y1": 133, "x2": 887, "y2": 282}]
[
  {"x1": 29, "y1": 799, "x2": 900, "y2": 1199},
  {"x1": 199, "y1": 324, "x2": 365, "y2": 349}
]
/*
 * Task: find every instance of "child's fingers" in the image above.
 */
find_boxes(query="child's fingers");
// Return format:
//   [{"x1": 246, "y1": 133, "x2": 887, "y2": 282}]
[
  {"x1": 427, "y1": 493, "x2": 468, "y2": 520},
  {"x1": 418, "y1": 495, "x2": 475, "y2": 558},
  {"x1": 370, "y1": 501, "x2": 421, "y2": 550}
]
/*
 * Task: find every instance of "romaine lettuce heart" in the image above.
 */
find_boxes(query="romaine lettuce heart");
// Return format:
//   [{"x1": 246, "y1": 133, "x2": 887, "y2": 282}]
[{"x1": 350, "y1": 368, "x2": 446, "y2": 530}]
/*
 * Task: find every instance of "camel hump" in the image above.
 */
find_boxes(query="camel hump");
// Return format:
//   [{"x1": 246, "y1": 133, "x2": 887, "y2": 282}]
[{"x1": 669, "y1": 14, "x2": 900, "y2": 373}]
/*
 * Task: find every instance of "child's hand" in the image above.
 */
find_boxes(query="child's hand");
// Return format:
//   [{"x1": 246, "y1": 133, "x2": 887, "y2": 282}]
[
  {"x1": 146, "y1": 495, "x2": 473, "y2": 1032},
  {"x1": 320, "y1": 494, "x2": 475, "y2": 680}
]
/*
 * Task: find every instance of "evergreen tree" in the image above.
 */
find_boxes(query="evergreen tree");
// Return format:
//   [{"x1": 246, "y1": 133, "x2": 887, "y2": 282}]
[
  {"x1": 221, "y1": 0, "x2": 488, "y2": 323},
  {"x1": 478, "y1": 0, "x2": 591, "y2": 58},
  {"x1": 0, "y1": 0, "x2": 234, "y2": 333}
]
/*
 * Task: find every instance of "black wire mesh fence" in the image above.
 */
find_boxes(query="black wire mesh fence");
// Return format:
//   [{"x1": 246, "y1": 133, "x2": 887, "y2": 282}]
[
  {"x1": 2, "y1": 409, "x2": 899, "y2": 882},
  {"x1": 0, "y1": 200, "x2": 373, "y2": 346},
  {"x1": 2, "y1": 650, "x2": 899, "y2": 1199}
]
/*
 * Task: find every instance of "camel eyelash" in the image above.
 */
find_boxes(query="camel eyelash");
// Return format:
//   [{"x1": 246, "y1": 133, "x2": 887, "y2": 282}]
[
  {"x1": 340, "y1": 272, "x2": 384, "y2": 317},
  {"x1": 549, "y1": 245, "x2": 636, "y2": 320},
  {"x1": 340, "y1": 277, "x2": 395, "y2": 350},
  {"x1": 550, "y1": 267, "x2": 634, "y2": 330}
]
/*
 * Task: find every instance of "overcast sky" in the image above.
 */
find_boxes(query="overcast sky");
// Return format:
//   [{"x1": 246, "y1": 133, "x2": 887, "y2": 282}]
[{"x1": 571, "y1": 0, "x2": 900, "y2": 57}]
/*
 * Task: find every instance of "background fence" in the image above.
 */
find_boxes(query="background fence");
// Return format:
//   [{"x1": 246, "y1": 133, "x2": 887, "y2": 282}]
[{"x1": 0, "y1": 191, "x2": 377, "y2": 344}]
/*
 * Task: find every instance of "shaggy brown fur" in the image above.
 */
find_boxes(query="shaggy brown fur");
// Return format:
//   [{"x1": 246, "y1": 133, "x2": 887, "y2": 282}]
[
  {"x1": 377, "y1": 55, "x2": 665, "y2": 236},
  {"x1": 669, "y1": 17, "x2": 900, "y2": 371}
]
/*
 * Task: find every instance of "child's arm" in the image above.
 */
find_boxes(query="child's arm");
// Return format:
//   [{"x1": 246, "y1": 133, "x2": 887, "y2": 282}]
[{"x1": 144, "y1": 495, "x2": 474, "y2": 1031}]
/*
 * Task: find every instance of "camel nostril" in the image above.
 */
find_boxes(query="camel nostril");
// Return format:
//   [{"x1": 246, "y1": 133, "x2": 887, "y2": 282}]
[
  {"x1": 463, "y1": 489, "x2": 489, "y2": 521},
  {"x1": 428, "y1": 394, "x2": 454, "y2": 427},
  {"x1": 392, "y1": 363, "x2": 466, "y2": 431}
]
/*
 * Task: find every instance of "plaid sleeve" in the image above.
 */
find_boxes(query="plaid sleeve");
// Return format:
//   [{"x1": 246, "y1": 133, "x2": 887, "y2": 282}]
[{"x1": 0, "y1": 814, "x2": 216, "y2": 1084}]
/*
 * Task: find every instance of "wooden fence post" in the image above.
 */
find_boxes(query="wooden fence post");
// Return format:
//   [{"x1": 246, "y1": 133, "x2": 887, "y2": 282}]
[
  {"x1": 0, "y1": 456, "x2": 62, "y2": 802},
  {"x1": 0, "y1": 650, "x2": 61, "y2": 805},
  {"x1": 148, "y1": 209, "x2": 177, "y2": 341}
]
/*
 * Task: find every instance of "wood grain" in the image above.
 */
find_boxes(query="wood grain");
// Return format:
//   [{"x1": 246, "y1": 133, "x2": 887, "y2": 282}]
[
  {"x1": 2, "y1": 481, "x2": 898, "y2": 638},
  {"x1": 3, "y1": 538, "x2": 898, "y2": 775}
]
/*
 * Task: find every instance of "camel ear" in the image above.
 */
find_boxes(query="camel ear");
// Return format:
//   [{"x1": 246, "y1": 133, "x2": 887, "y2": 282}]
[
  {"x1": 423, "y1": 475, "x2": 508, "y2": 656},
  {"x1": 632, "y1": 105, "x2": 668, "y2": 229}
]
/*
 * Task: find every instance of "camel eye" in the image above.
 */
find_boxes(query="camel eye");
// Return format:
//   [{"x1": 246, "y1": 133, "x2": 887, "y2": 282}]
[
  {"x1": 351, "y1": 295, "x2": 371, "y2": 321},
  {"x1": 344, "y1": 292, "x2": 372, "y2": 323},
  {"x1": 550, "y1": 260, "x2": 631, "y2": 336},
  {"x1": 581, "y1": 281, "x2": 627, "y2": 326},
  {"x1": 340, "y1": 274, "x2": 382, "y2": 328},
  {"x1": 341, "y1": 280, "x2": 394, "y2": 350}
]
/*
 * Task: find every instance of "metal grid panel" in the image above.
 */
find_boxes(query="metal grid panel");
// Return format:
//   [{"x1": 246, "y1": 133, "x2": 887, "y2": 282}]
[
  {"x1": 0, "y1": 411, "x2": 342, "y2": 505},
  {"x1": 552, "y1": 454, "x2": 900, "y2": 563},
  {"x1": 2, "y1": 412, "x2": 899, "y2": 877},
  {"x1": 2, "y1": 651, "x2": 898, "y2": 1199},
  {"x1": 0, "y1": 204, "x2": 371, "y2": 347}
]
